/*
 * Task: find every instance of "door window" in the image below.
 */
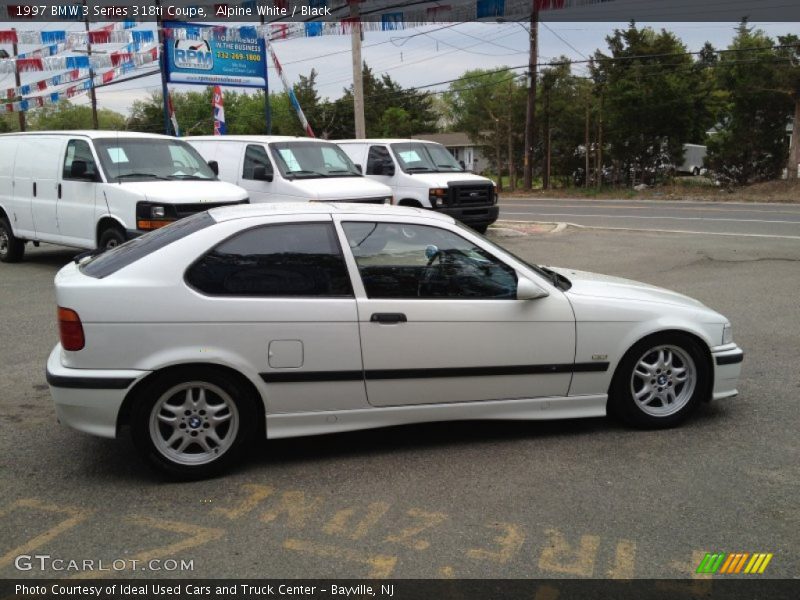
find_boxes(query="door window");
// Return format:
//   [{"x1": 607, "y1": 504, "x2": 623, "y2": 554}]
[
  {"x1": 342, "y1": 222, "x2": 517, "y2": 299},
  {"x1": 242, "y1": 144, "x2": 273, "y2": 180},
  {"x1": 366, "y1": 146, "x2": 393, "y2": 175},
  {"x1": 186, "y1": 223, "x2": 353, "y2": 297},
  {"x1": 63, "y1": 139, "x2": 98, "y2": 180}
]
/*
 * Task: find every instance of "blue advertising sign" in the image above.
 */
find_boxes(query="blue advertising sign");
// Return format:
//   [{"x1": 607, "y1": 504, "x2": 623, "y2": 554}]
[{"x1": 163, "y1": 22, "x2": 266, "y2": 88}]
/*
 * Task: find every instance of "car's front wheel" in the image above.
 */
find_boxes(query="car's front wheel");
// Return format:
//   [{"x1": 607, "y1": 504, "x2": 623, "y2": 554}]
[
  {"x1": 131, "y1": 368, "x2": 258, "y2": 478},
  {"x1": 609, "y1": 333, "x2": 710, "y2": 428},
  {"x1": 0, "y1": 217, "x2": 25, "y2": 263}
]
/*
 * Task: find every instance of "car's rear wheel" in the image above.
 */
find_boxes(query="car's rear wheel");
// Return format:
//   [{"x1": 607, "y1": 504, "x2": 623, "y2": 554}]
[
  {"x1": 98, "y1": 226, "x2": 125, "y2": 251},
  {"x1": 609, "y1": 333, "x2": 710, "y2": 428},
  {"x1": 0, "y1": 217, "x2": 25, "y2": 263},
  {"x1": 131, "y1": 369, "x2": 258, "y2": 479}
]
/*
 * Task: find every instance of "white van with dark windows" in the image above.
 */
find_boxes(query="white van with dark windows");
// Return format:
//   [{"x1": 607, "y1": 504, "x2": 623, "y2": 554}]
[
  {"x1": 0, "y1": 131, "x2": 249, "y2": 262},
  {"x1": 336, "y1": 139, "x2": 499, "y2": 233},
  {"x1": 186, "y1": 136, "x2": 393, "y2": 206}
]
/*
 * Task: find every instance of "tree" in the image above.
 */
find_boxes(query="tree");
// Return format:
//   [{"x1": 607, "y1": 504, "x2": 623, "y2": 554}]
[
  {"x1": 591, "y1": 23, "x2": 713, "y2": 185},
  {"x1": 706, "y1": 23, "x2": 794, "y2": 184},
  {"x1": 26, "y1": 101, "x2": 125, "y2": 130}
]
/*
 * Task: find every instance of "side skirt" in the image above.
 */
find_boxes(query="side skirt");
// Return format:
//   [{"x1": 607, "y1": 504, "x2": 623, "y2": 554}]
[{"x1": 266, "y1": 394, "x2": 607, "y2": 440}]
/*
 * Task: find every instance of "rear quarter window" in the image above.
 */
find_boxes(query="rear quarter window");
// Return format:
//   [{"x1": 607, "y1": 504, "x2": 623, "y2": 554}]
[{"x1": 80, "y1": 212, "x2": 215, "y2": 279}]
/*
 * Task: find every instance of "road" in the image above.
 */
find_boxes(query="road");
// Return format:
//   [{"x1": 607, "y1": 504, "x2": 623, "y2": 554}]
[
  {"x1": 0, "y1": 224, "x2": 798, "y2": 581},
  {"x1": 499, "y1": 197, "x2": 800, "y2": 239}
]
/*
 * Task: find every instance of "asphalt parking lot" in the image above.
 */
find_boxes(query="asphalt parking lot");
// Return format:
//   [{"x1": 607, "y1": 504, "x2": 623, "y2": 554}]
[{"x1": 0, "y1": 224, "x2": 798, "y2": 580}]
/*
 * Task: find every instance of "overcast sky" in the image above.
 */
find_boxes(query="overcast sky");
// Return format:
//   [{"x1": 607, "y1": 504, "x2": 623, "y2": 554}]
[{"x1": 1, "y1": 21, "x2": 797, "y2": 117}]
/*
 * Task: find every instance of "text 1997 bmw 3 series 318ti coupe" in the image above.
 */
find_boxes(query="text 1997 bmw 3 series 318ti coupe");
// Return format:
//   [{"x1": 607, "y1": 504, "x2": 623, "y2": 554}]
[{"x1": 47, "y1": 203, "x2": 743, "y2": 478}]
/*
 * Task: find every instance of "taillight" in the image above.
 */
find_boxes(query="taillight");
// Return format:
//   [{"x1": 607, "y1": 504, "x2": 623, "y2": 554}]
[{"x1": 58, "y1": 307, "x2": 85, "y2": 351}]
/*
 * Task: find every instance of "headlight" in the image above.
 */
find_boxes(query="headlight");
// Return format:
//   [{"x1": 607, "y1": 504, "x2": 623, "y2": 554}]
[
  {"x1": 151, "y1": 206, "x2": 166, "y2": 218},
  {"x1": 722, "y1": 323, "x2": 733, "y2": 345},
  {"x1": 429, "y1": 188, "x2": 448, "y2": 208}
]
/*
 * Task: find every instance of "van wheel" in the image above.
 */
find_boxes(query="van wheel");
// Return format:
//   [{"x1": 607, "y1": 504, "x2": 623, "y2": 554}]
[
  {"x1": 98, "y1": 226, "x2": 125, "y2": 251},
  {"x1": 692, "y1": 167, "x2": 701, "y2": 176},
  {"x1": 0, "y1": 217, "x2": 25, "y2": 263},
  {"x1": 131, "y1": 368, "x2": 258, "y2": 479},
  {"x1": 473, "y1": 224, "x2": 489, "y2": 234}
]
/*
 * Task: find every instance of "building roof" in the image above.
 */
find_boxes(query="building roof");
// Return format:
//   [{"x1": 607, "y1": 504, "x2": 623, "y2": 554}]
[{"x1": 410, "y1": 132, "x2": 475, "y2": 147}]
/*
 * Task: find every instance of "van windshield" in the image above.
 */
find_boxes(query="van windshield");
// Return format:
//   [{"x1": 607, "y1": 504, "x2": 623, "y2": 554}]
[
  {"x1": 94, "y1": 138, "x2": 217, "y2": 182},
  {"x1": 391, "y1": 142, "x2": 464, "y2": 173},
  {"x1": 269, "y1": 141, "x2": 362, "y2": 179}
]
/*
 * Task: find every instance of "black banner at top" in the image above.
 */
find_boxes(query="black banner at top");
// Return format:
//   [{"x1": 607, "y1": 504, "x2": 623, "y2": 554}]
[{"x1": 1, "y1": 0, "x2": 800, "y2": 23}]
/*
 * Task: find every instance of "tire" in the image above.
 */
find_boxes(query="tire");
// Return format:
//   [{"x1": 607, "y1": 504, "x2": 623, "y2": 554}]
[
  {"x1": 692, "y1": 167, "x2": 701, "y2": 176},
  {"x1": 98, "y1": 226, "x2": 126, "y2": 251},
  {"x1": 130, "y1": 368, "x2": 259, "y2": 479},
  {"x1": 608, "y1": 333, "x2": 710, "y2": 429},
  {"x1": 472, "y1": 224, "x2": 489, "y2": 234},
  {"x1": 0, "y1": 217, "x2": 25, "y2": 263}
]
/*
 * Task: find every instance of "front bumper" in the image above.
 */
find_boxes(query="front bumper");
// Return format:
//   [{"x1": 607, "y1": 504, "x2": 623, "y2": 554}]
[
  {"x1": 710, "y1": 343, "x2": 744, "y2": 400},
  {"x1": 438, "y1": 204, "x2": 500, "y2": 227},
  {"x1": 46, "y1": 344, "x2": 150, "y2": 439}
]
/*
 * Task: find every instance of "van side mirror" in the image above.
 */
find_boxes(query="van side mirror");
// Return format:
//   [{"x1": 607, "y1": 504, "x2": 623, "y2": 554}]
[
  {"x1": 375, "y1": 161, "x2": 394, "y2": 176},
  {"x1": 517, "y1": 276, "x2": 549, "y2": 300},
  {"x1": 70, "y1": 160, "x2": 89, "y2": 179},
  {"x1": 355, "y1": 164, "x2": 362, "y2": 173},
  {"x1": 208, "y1": 160, "x2": 219, "y2": 176},
  {"x1": 252, "y1": 166, "x2": 273, "y2": 182}
]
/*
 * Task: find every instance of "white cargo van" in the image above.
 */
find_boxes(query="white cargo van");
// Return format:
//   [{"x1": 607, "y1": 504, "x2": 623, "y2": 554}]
[
  {"x1": 336, "y1": 139, "x2": 499, "y2": 232},
  {"x1": 186, "y1": 136, "x2": 394, "y2": 205},
  {"x1": 678, "y1": 144, "x2": 707, "y2": 176},
  {"x1": 0, "y1": 131, "x2": 248, "y2": 263}
]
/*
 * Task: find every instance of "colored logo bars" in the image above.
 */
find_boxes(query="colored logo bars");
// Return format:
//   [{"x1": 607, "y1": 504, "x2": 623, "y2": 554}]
[{"x1": 696, "y1": 552, "x2": 773, "y2": 575}]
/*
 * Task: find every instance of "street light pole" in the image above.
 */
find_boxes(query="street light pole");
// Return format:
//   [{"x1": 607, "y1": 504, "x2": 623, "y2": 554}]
[{"x1": 522, "y1": 3, "x2": 538, "y2": 190}]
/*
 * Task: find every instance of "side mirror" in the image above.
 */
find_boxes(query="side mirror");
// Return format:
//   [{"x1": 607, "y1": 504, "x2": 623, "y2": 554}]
[
  {"x1": 517, "y1": 276, "x2": 549, "y2": 300},
  {"x1": 207, "y1": 160, "x2": 219, "y2": 176},
  {"x1": 70, "y1": 160, "x2": 94, "y2": 180},
  {"x1": 382, "y1": 162, "x2": 395, "y2": 177},
  {"x1": 252, "y1": 166, "x2": 273, "y2": 182},
  {"x1": 354, "y1": 163, "x2": 362, "y2": 173}
]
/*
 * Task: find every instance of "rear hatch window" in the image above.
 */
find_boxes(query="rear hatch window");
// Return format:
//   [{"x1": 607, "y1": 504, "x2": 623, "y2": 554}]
[{"x1": 81, "y1": 212, "x2": 215, "y2": 279}]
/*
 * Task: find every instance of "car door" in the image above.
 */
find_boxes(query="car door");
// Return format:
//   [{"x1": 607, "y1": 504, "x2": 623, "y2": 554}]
[
  {"x1": 17, "y1": 135, "x2": 63, "y2": 240},
  {"x1": 238, "y1": 143, "x2": 275, "y2": 203},
  {"x1": 58, "y1": 138, "x2": 100, "y2": 246},
  {"x1": 338, "y1": 218, "x2": 576, "y2": 407}
]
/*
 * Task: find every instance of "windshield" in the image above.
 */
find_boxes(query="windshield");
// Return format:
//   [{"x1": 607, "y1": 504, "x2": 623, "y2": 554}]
[
  {"x1": 269, "y1": 141, "x2": 362, "y2": 179},
  {"x1": 391, "y1": 142, "x2": 464, "y2": 173},
  {"x1": 94, "y1": 138, "x2": 217, "y2": 182}
]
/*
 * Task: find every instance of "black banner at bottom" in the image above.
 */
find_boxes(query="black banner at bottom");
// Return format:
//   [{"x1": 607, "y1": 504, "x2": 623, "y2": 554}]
[{"x1": 2, "y1": 579, "x2": 799, "y2": 600}]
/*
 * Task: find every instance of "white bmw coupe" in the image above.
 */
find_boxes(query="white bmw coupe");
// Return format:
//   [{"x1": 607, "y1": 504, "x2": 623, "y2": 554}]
[{"x1": 47, "y1": 203, "x2": 743, "y2": 478}]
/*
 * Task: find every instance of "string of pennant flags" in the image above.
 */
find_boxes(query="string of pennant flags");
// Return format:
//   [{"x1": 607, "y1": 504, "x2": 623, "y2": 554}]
[{"x1": 3, "y1": 45, "x2": 159, "y2": 113}]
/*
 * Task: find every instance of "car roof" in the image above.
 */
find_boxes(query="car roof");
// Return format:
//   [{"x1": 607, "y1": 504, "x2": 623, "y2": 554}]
[
  {"x1": 187, "y1": 135, "x2": 332, "y2": 144},
  {"x1": 335, "y1": 139, "x2": 440, "y2": 145},
  {"x1": 208, "y1": 202, "x2": 455, "y2": 224},
  {"x1": 0, "y1": 130, "x2": 178, "y2": 140}
]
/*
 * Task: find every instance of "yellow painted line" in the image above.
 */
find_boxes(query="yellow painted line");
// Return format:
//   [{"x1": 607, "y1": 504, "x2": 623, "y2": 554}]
[
  {"x1": 538, "y1": 529, "x2": 600, "y2": 577},
  {"x1": 466, "y1": 523, "x2": 524, "y2": 564},
  {"x1": 260, "y1": 491, "x2": 323, "y2": 528},
  {"x1": 323, "y1": 502, "x2": 390, "y2": 540},
  {"x1": 384, "y1": 508, "x2": 447, "y2": 551},
  {"x1": 758, "y1": 553, "x2": 773, "y2": 574},
  {"x1": 69, "y1": 515, "x2": 225, "y2": 580},
  {"x1": 0, "y1": 499, "x2": 90, "y2": 569},
  {"x1": 212, "y1": 484, "x2": 274, "y2": 520},
  {"x1": 607, "y1": 540, "x2": 636, "y2": 579},
  {"x1": 744, "y1": 554, "x2": 760, "y2": 574},
  {"x1": 283, "y1": 538, "x2": 397, "y2": 578}
]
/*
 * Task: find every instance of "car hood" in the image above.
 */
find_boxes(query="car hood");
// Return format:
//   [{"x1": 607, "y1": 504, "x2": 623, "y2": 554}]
[
  {"x1": 550, "y1": 266, "x2": 706, "y2": 308},
  {"x1": 407, "y1": 172, "x2": 493, "y2": 188},
  {"x1": 113, "y1": 180, "x2": 248, "y2": 203},
  {"x1": 286, "y1": 177, "x2": 392, "y2": 201}
]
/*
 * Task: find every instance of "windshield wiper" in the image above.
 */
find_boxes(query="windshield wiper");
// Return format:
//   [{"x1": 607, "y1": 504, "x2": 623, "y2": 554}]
[
  {"x1": 328, "y1": 170, "x2": 360, "y2": 176},
  {"x1": 406, "y1": 166, "x2": 435, "y2": 172},
  {"x1": 167, "y1": 174, "x2": 210, "y2": 180},
  {"x1": 286, "y1": 169, "x2": 328, "y2": 178},
  {"x1": 115, "y1": 173, "x2": 169, "y2": 181}
]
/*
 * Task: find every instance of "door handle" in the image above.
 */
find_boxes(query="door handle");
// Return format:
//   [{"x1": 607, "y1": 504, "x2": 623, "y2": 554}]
[
  {"x1": 57, "y1": 183, "x2": 62, "y2": 199},
  {"x1": 32, "y1": 182, "x2": 37, "y2": 197},
  {"x1": 370, "y1": 313, "x2": 407, "y2": 324}
]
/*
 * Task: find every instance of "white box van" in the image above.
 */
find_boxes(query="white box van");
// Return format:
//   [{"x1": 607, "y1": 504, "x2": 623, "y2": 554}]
[
  {"x1": 186, "y1": 136, "x2": 394, "y2": 205},
  {"x1": 678, "y1": 144, "x2": 707, "y2": 175},
  {"x1": 0, "y1": 131, "x2": 249, "y2": 263},
  {"x1": 336, "y1": 139, "x2": 499, "y2": 232}
]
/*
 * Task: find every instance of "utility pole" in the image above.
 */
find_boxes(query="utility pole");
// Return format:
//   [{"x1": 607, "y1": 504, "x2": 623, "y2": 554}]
[
  {"x1": 83, "y1": 1, "x2": 98, "y2": 129},
  {"x1": 790, "y1": 95, "x2": 800, "y2": 179},
  {"x1": 596, "y1": 94, "x2": 604, "y2": 188},
  {"x1": 11, "y1": 31, "x2": 25, "y2": 131},
  {"x1": 349, "y1": 0, "x2": 366, "y2": 138},
  {"x1": 507, "y1": 79, "x2": 516, "y2": 191},
  {"x1": 259, "y1": 13, "x2": 272, "y2": 134},
  {"x1": 543, "y1": 82, "x2": 550, "y2": 190},
  {"x1": 584, "y1": 103, "x2": 590, "y2": 189},
  {"x1": 155, "y1": 0, "x2": 172, "y2": 135},
  {"x1": 522, "y1": 3, "x2": 538, "y2": 190}
]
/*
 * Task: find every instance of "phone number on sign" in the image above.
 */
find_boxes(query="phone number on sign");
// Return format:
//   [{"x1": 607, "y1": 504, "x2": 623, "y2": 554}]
[{"x1": 12, "y1": 5, "x2": 208, "y2": 18}]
